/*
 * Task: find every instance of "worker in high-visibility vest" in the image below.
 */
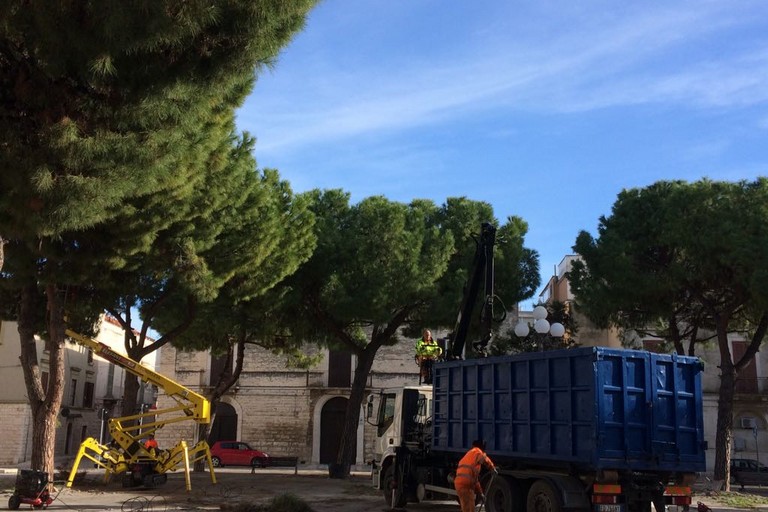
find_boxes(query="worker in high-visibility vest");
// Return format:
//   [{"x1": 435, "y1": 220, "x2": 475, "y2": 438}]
[
  {"x1": 415, "y1": 329, "x2": 442, "y2": 384},
  {"x1": 453, "y1": 439, "x2": 497, "y2": 512}
]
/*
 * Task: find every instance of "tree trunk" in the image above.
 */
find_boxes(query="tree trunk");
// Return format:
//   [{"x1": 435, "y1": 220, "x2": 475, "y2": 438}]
[
  {"x1": 713, "y1": 314, "x2": 736, "y2": 488},
  {"x1": 123, "y1": 340, "x2": 156, "y2": 420},
  {"x1": 30, "y1": 402, "x2": 59, "y2": 477},
  {"x1": 193, "y1": 421, "x2": 214, "y2": 472},
  {"x1": 122, "y1": 330, "x2": 149, "y2": 419},
  {"x1": 110, "y1": 296, "x2": 196, "y2": 420},
  {"x1": 713, "y1": 312, "x2": 767, "y2": 489},
  {"x1": 18, "y1": 284, "x2": 66, "y2": 478},
  {"x1": 330, "y1": 344, "x2": 377, "y2": 479},
  {"x1": 714, "y1": 364, "x2": 735, "y2": 487},
  {"x1": 121, "y1": 372, "x2": 141, "y2": 419},
  {"x1": 195, "y1": 336, "x2": 243, "y2": 471}
]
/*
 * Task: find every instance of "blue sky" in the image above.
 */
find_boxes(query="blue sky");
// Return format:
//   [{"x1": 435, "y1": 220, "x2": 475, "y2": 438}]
[{"x1": 236, "y1": 1, "x2": 768, "y2": 304}]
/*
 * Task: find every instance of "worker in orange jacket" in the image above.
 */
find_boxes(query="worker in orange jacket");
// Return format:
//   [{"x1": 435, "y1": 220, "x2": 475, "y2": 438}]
[
  {"x1": 453, "y1": 439, "x2": 496, "y2": 512},
  {"x1": 144, "y1": 433, "x2": 158, "y2": 452}
]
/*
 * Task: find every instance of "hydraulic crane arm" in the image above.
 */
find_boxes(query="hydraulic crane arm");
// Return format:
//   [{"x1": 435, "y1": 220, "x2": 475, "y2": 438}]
[{"x1": 446, "y1": 222, "x2": 497, "y2": 360}]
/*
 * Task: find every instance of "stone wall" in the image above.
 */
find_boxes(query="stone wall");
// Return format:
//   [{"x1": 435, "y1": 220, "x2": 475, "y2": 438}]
[
  {"x1": 235, "y1": 388, "x2": 314, "y2": 460},
  {"x1": 154, "y1": 336, "x2": 422, "y2": 467},
  {"x1": 0, "y1": 404, "x2": 33, "y2": 465}
]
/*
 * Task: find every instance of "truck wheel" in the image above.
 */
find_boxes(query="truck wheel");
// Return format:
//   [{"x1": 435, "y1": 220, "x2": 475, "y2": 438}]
[
  {"x1": 527, "y1": 480, "x2": 561, "y2": 512},
  {"x1": 483, "y1": 475, "x2": 512, "y2": 512},
  {"x1": 383, "y1": 465, "x2": 407, "y2": 508},
  {"x1": 483, "y1": 475, "x2": 523, "y2": 512}
]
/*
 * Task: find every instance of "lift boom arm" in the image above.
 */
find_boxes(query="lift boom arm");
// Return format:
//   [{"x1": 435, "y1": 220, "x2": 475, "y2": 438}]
[
  {"x1": 64, "y1": 328, "x2": 215, "y2": 490},
  {"x1": 65, "y1": 329, "x2": 210, "y2": 421}
]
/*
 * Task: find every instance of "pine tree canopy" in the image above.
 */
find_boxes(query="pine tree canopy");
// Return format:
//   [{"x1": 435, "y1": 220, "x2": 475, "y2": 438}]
[
  {"x1": 0, "y1": 1, "x2": 318, "y2": 303},
  {"x1": 0, "y1": 0, "x2": 320, "y2": 477},
  {"x1": 1, "y1": 1, "x2": 316, "y2": 238}
]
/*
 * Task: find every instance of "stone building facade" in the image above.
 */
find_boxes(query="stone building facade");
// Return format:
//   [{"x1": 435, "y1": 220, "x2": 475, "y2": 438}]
[
  {"x1": 0, "y1": 317, "x2": 157, "y2": 466},
  {"x1": 0, "y1": 320, "x2": 101, "y2": 465},
  {"x1": 155, "y1": 336, "x2": 423, "y2": 467}
]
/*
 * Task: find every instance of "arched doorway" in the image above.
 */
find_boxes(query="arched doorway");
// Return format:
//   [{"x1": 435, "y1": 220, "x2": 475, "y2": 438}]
[
  {"x1": 208, "y1": 402, "x2": 237, "y2": 444},
  {"x1": 320, "y1": 397, "x2": 354, "y2": 464}
]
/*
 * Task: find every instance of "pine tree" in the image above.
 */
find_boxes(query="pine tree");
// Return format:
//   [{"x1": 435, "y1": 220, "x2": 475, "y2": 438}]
[
  {"x1": 0, "y1": 1, "x2": 317, "y2": 476},
  {"x1": 262, "y1": 192, "x2": 540, "y2": 478}
]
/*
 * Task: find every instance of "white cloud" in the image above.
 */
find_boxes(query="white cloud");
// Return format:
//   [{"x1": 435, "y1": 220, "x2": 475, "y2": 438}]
[
  {"x1": 680, "y1": 139, "x2": 732, "y2": 162},
  {"x1": 240, "y1": 2, "x2": 768, "y2": 154}
]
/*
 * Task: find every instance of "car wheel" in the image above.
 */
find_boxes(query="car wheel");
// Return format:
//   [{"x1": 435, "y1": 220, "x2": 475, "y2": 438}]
[
  {"x1": 211, "y1": 456, "x2": 222, "y2": 468},
  {"x1": 251, "y1": 457, "x2": 267, "y2": 468}
]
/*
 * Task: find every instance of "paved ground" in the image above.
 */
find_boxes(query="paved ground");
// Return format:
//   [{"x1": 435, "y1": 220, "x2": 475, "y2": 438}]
[
  {"x1": 0, "y1": 467, "x2": 458, "y2": 512},
  {"x1": 1, "y1": 467, "x2": 767, "y2": 512}
]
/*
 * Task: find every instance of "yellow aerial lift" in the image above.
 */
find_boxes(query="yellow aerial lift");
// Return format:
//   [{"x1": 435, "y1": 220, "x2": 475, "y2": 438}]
[{"x1": 64, "y1": 329, "x2": 217, "y2": 491}]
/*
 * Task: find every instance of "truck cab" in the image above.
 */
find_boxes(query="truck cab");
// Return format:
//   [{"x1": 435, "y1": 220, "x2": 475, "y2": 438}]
[{"x1": 370, "y1": 385, "x2": 432, "y2": 495}]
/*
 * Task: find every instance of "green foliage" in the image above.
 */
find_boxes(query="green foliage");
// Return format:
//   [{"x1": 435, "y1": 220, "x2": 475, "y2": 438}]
[
  {"x1": 407, "y1": 198, "x2": 541, "y2": 339},
  {"x1": 707, "y1": 491, "x2": 768, "y2": 509},
  {"x1": 0, "y1": 1, "x2": 319, "y2": 317},
  {"x1": 0, "y1": 0, "x2": 319, "y2": 472},
  {"x1": 1, "y1": 1, "x2": 317, "y2": 238},
  {"x1": 568, "y1": 178, "x2": 768, "y2": 481},
  {"x1": 265, "y1": 192, "x2": 541, "y2": 354},
  {"x1": 570, "y1": 178, "x2": 768, "y2": 354},
  {"x1": 151, "y1": 160, "x2": 317, "y2": 356},
  {"x1": 265, "y1": 494, "x2": 315, "y2": 512},
  {"x1": 261, "y1": 192, "x2": 540, "y2": 474},
  {"x1": 273, "y1": 191, "x2": 454, "y2": 350}
]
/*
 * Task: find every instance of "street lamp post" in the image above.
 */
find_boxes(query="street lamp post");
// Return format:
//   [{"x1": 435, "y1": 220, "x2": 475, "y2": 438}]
[{"x1": 514, "y1": 305, "x2": 565, "y2": 351}]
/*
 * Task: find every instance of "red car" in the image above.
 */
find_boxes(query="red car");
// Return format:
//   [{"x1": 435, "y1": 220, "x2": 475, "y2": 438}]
[{"x1": 209, "y1": 441, "x2": 270, "y2": 468}]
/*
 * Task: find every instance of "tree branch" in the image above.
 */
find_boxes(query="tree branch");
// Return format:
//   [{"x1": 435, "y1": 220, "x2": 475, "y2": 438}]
[
  {"x1": 735, "y1": 312, "x2": 768, "y2": 373},
  {"x1": 135, "y1": 294, "x2": 197, "y2": 360},
  {"x1": 304, "y1": 293, "x2": 358, "y2": 354}
]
